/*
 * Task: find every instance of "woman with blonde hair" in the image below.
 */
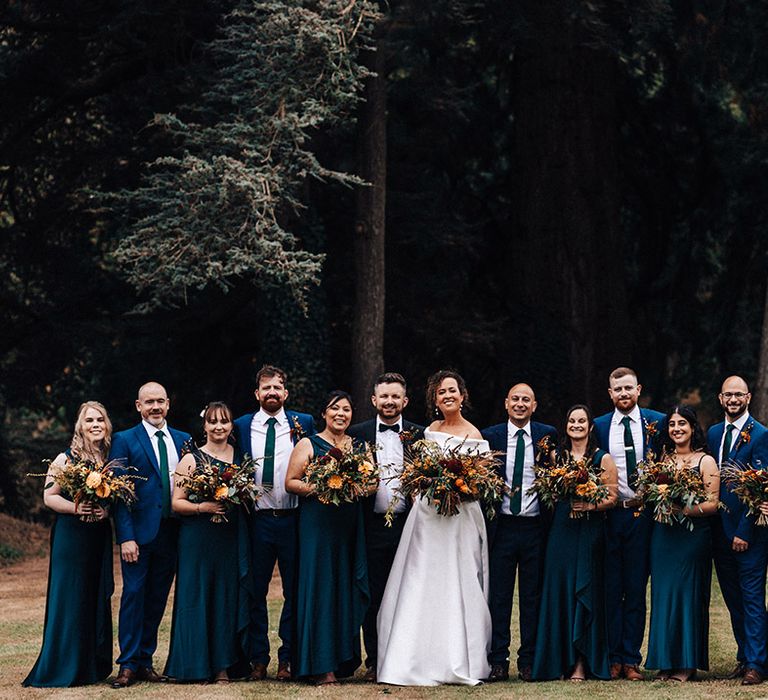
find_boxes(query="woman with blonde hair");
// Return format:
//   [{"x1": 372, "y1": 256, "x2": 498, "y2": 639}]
[{"x1": 24, "y1": 401, "x2": 115, "y2": 687}]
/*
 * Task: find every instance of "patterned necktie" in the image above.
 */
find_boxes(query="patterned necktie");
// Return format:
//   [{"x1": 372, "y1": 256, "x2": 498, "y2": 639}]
[
  {"x1": 621, "y1": 416, "x2": 638, "y2": 488},
  {"x1": 721, "y1": 423, "x2": 736, "y2": 466},
  {"x1": 262, "y1": 417, "x2": 277, "y2": 486},
  {"x1": 155, "y1": 431, "x2": 170, "y2": 518},
  {"x1": 510, "y1": 429, "x2": 526, "y2": 515}
]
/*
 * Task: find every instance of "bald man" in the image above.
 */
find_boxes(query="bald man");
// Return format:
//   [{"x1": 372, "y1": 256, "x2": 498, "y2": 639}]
[
  {"x1": 482, "y1": 383, "x2": 557, "y2": 682},
  {"x1": 708, "y1": 376, "x2": 768, "y2": 686},
  {"x1": 110, "y1": 382, "x2": 190, "y2": 688}
]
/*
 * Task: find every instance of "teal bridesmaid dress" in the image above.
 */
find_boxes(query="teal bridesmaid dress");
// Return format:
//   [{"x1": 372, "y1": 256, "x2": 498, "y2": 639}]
[
  {"x1": 293, "y1": 435, "x2": 370, "y2": 678},
  {"x1": 23, "y1": 510, "x2": 114, "y2": 687},
  {"x1": 532, "y1": 448, "x2": 610, "y2": 680},
  {"x1": 164, "y1": 447, "x2": 252, "y2": 681},
  {"x1": 646, "y1": 459, "x2": 711, "y2": 671}
]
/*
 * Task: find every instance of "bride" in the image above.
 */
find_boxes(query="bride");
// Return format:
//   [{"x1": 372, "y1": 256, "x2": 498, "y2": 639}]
[{"x1": 376, "y1": 370, "x2": 492, "y2": 686}]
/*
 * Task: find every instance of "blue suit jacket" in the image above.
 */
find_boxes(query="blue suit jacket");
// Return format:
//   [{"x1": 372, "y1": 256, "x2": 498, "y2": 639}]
[
  {"x1": 593, "y1": 408, "x2": 665, "y2": 461},
  {"x1": 233, "y1": 409, "x2": 315, "y2": 457},
  {"x1": 110, "y1": 423, "x2": 190, "y2": 545},
  {"x1": 708, "y1": 415, "x2": 768, "y2": 543}
]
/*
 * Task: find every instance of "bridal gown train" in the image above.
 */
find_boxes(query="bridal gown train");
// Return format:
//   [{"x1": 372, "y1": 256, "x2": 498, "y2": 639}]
[{"x1": 376, "y1": 430, "x2": 492, "y2": 686}]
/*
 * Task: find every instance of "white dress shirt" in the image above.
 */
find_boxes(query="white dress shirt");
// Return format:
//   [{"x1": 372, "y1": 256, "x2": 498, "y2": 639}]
[
  {"x1": 501, "y1": 420, "x2": 538, "y2": 516},
  {"x1": 720, "y1": 411, "x2": 750, "y2": 464},
  {"x1": 609, "y1": 406, "x2": 644, "y2": 500},
  {"x1": 374, "y1": 417, "x2": 407, "y2": 514},
  {"x1": 251, "y1": 408, "x2": 296, "y2": 510},
  {"x1": 142, "y1": 420, "x2": 179, "y2": 494}
]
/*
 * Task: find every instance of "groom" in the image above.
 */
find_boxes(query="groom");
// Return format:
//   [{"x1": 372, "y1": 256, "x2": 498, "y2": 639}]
[
  {"x1": 347, "y1": 372, "x2": 424, "y2": 681},
  {"x1": 110, "y1": 381, "x2": 190, "y2": 688},
  {"x1": 482, "y1": 382, "x2": 557, "y2": 682}
]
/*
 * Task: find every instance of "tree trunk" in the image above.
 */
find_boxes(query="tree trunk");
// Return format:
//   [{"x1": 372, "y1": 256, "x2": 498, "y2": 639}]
[
  {"x1": 752, "y1": 282, "x2": 768, "y2": 422},
  {"x1": 352, "y1": 24, "x2": 387, "y2": 416}
]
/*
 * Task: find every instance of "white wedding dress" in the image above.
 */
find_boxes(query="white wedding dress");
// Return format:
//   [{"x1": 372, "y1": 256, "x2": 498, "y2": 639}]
[{"x1": 376, "y1": 430, "x2": 492, "y2": 686}]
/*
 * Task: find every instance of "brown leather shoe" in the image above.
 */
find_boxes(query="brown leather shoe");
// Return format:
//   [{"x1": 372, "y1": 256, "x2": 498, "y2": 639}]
[
  {"x1": 610, "y1": 662, "x2": 623, "y2": 680},
  {"x1": 110, "y1": 667, "x2": 136, "y2": 689},
  {"x1": 362, "y1": 665, "x2": 377, "y2": 682},
  {"x1": 136, "y1": 667, "x2": 167, "y2": 683},
  {"x1": 248, "y1": 662, "x2": 268, "y2": 681},
  {"x1": 518, "y1": 665, "x2": 533, "y2": 682},
  {"x1": 742, "y1": 668, "x2": 764, "y2": 685},
  {"x1": 623, "y1": 664, "x2": 643, "y2": 681},
  {"x1": 276, "y1": 660, "x2": 291, "y2": 681},
  {"x1": 726, "y1": 662, "x2": 746, "y2": 679},
  {"x1": 485, "y1": 664, "x2": 509, "y2": 682}
]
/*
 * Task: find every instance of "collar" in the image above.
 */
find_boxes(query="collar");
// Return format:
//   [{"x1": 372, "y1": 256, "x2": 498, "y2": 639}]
[
  {"x1": 612, "y1": 405, "x2": 641, "y2": 426},
  {"x1": 256, "y1": 407, "x2": 287, "y2": 426},
  {"x1": 143, "y1": 419, "x2": 168, "y2": 438},
  {"x1": 725, "y1": 411, "x2": 750, "y2": 433},
  {"x1": 507, "y1": 420, "x2": 531, "y2": 438},
  {"x1": 376, "y1": 416, "x2": 403, "y2": 431}
]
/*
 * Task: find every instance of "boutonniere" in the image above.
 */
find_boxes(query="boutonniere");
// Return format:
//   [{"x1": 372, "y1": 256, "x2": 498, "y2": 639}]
[
  {"x1": 535, "y1": 435, "x2": 555, "y2": 467},
  {"x1": 399, "y1": 428, "x2": 417, "y2": 444},
  {"x1": 643, "y1": 419, "x2": 659, "y2": 441},
  {"x1": 289, "y1": 415, "x2": 306, "y2": 443},
  {"x1": 740, "y1": 422, "x2": 753, "y2": 445}
]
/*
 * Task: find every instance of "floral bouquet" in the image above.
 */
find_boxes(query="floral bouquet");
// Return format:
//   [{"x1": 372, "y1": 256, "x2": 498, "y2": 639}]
[
  {"x1": 387, "y1": 438, "x2": 506, "y2": 521},
  {"x1": 529, "y1": 450, "x2": 609, "y2": 519},
  {"x1": 635, "y1": 451, "x2": 709, "y2": 530},
  {"x1": 30, "y1": 458, "x2": 142, "y2": 522},
  {"x1": 721, "y1": 463, "x2": 768, "y2": 526},
  {"x1": 303, "y1": 444, "x2": 378, "y2": 506},
  {"x1": 176, "y1": 453, "x2": 263, "y2": 523}
]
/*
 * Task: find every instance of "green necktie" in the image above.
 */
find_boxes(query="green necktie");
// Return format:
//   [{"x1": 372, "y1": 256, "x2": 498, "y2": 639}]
[
  {"x1": 262, "y1": 417, "x2": 277, "y2": 486},
  {"x1": 510, "y1": 429, "x2": 526, "y2": 515},
  {"x1": 721, "y1": 423, "x2": 736, "y2": 465},
  {"x1": 621, "y1": 416, "x2": 638, "y2": 488},
  {"x1": 155, "y1": 430, "x2": 170, "y2": 518}
]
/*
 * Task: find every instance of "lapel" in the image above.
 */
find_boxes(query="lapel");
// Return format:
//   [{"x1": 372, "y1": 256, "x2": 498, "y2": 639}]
[
  {"x1": 595, "y1": 415, "x2": 610, "y2": 451},
  {"x1": 135, "y1": 424, "x2": 161, "y2": 477},
  {"x1": 169, "y1": 428, "x2": 186, "y2": 459},
  {"x1": 638, "y1": 409, "x2": 661, "y2": 458},
  {"x1": 710, "y1": 422, "x2": 725, "y2": 462},
  {"x1": 732, "y1": 417, "x2": 753, "y2": 458}
]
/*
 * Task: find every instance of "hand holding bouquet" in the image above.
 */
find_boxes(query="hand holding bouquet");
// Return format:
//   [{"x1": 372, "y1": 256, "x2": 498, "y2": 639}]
[
  {"x1": 303, "y1": 444, "x2": 378, "y2": 506},
  {"x1": 721, "y1": 463, "x2": 768, "y2": 526}
]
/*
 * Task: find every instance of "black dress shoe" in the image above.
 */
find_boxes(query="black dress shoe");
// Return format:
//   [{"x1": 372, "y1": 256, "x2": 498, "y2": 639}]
[
  {"x1": 518, "y1": 665, "x2": 533, "y2": 682},
  {"x1": 726, "y1": 662, "x2": 746, "y2": 680},
  {"x1": 111, "y1": 667, "x2": 136, "y2": 688},
  {"x1": 485, "y1": 664, "x2": 509, "y2": 682}
]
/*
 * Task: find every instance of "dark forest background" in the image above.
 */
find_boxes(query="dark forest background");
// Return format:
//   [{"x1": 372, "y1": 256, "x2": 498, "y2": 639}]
[{"x1": 2, "y1": 0, "x2": 768, "y2": 516}]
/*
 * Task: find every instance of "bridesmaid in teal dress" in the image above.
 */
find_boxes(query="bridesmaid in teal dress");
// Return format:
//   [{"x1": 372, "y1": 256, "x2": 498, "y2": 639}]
[
  {"x1": 286, "y1": 390, "x2": 370, "y2": 685},
  {"x1": 532, "y1": 405, "x2": 618, "y2": 681},
  {"x1": 646, "y1": 404, "x2": 719, "y2": 682},
  {"x1": 23, "y1": 401, "x2": 114, "y2": 687},
  {"x1": 164, "y1": 401, "x2": 251, "y2": 683}
]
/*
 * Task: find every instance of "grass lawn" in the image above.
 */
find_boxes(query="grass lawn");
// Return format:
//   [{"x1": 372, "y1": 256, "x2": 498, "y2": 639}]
[{"x1": 1, "y1": 538, "x2": 767, "y2": 700}]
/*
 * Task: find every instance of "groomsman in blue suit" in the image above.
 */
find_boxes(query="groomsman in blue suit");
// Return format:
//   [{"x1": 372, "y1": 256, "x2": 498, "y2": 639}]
[
  {"x1": 594, "y1": 366, "x2": 664, "y2": 681},
  {"x1": 347, "y1": 372, "x2": 424, "y2": 682},
  {"x1": 110, "y1": 381, "x2": 190, "y2": 688},
  {"x1": 233, "y1": 365, "x2": 315, "y2": 682},
  {"x1": 482, "y1": 383, "x2": 557, "y2": 682},
  {"x1": 708, "y1": 375, "x2": 768, "y2": 686}
]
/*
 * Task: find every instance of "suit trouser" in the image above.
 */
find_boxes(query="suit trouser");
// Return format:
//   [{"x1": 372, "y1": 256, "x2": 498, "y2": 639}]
[
  {"x1": 712, "y1": 518, "x2": 768, "y2": 672},
  {"x1": 249, "y1": 510, "x2": 297, "y2": 665},
  {"x1": 605, "y1": 507, "x2": 651, "y2": 666},
  {"x1": 362, "y1": 512, "x2": 406, "y2": 668},
  {"x1": 117, "y1": 519, "x2": 178, "y2": 670},
  {"x1": 488, "y1": 514, "x2": 543, "y2": 668}
]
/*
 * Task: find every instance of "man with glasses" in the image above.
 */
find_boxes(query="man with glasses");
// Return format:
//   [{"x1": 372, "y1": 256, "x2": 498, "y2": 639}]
[{"x1": 708, "y1": 376, "x2": 768, "y2": 686}]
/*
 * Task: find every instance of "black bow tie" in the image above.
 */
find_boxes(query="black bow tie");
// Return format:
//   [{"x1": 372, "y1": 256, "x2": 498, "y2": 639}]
[{"x1": 379, "y1": 423, "x2": 401, "y2": 433}]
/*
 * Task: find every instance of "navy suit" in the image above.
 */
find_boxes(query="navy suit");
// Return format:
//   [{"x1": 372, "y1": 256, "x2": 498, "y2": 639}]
[
  {"x1": 709, "y1": 415, "x2": 768, "y2": 673},
  {"x1": 482, "y1": 420, "x2": 557, "y2": 671},
  {"x1": 594, "y1": 407, "x2": 664, "y2": 667},
  {"x1": 233, "y1": 409, "x2": 314, "y2": 667},
  {"x1": 347, "y1": 418, "x2": 424, "y2": 669},
  {"x1": 111, "y1": 422, "x2": 190, "y2": 672}
]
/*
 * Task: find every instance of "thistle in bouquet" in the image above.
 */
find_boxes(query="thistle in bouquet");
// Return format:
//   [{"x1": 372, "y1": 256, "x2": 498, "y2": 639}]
[
  {"x1": 303, "y1": 444, "x2": 379, "y2": 506},
  {"x1": 30, "y1": 458, "x2": 143, "y2": 522},
  {"x1": 635, "y1": 450, "x2": 709, "y2": 531},
  {"x1": 177, "y1": 452, "x2": 264, "y2": 523},
  {"x1": 721, "y1": 461, "x2": 768, "y2": 527},
  {"x1": 389, "y1": 438, "x2": 507, "y2": 520}
]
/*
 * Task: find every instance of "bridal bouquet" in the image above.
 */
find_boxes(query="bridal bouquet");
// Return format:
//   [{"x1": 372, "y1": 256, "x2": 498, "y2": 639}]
[
  {"x1": 389, "y1": 439, "x2": 506, "y2": 520},
  {"x1": 635, "y1": 451, "x2": 709, "y2": 531},
  {"x1": 303, "y1": 444, "x2": 378, "y2": 506},
  {"x1": 177, "y1": 452, "x2": 263, "y2": 523},
  {"x1": 721, "y1": 463, "x2": 768, "y2": 526},
  {"x1": 30, "y1": 458, "x2": 142, "y2": 522},
  {"x1": 529, "y1": 450, "x2": 609, "y2": 519}
]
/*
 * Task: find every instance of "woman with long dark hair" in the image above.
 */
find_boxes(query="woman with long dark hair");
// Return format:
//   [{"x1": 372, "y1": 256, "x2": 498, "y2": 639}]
[
  {"x1": 645, "y1": 404, "x2": 718, "y2": 682},
  {"x1": 532, "y1": 404, "x2": 618, "y2": 681}
]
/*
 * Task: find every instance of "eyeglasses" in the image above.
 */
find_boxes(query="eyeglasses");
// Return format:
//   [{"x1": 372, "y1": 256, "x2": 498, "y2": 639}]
[{"x1": 720, "y1": 392, "x2": 748, "y2": 399}]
